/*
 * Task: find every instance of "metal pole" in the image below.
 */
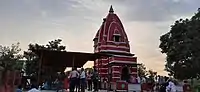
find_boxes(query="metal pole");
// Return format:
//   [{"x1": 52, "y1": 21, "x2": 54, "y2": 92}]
[
  {"x1": 72, "y1": 55, "x2": 75, "y2": 69},
  {"x1": 98, "y1": 59, "x2": 100, "y2": 74},
  {"x1": 37, "y1": 51, "x2": 43, "y2": 86}
]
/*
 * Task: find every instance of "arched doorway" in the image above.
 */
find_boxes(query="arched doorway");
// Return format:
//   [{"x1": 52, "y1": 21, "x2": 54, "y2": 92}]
[{"x1": 121, "y1": 66, "x2": 130, "y2": 82}]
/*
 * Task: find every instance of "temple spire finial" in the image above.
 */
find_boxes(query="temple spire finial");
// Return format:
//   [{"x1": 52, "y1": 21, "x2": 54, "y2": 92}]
[{"x1": 109, "y1": 5, "x2": 114, "y2": 13}]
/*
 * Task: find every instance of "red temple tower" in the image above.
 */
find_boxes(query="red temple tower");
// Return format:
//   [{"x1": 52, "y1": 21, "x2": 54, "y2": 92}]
[{"x1": 93, "y1": 6, "x2": 137, "y2": 83}]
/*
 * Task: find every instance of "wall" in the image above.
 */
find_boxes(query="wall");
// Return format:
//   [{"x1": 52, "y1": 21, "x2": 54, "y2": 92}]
[{"x1": 0, "y1": 70, "x2": 21, "y2": 92}]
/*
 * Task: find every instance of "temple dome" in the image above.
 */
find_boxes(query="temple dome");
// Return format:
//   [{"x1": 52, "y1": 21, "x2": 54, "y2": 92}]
[{"x1": 93, "y1": 6, "x2": 130, "y2": 54}]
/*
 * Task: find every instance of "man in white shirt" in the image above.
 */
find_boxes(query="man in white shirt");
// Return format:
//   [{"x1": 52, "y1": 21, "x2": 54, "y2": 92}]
[
  {"x1": 137, "y1": 76, "x2": 141, "y2": 84},
  {"x1": 166, "y1": 79, "x2": 177, "y2": 92},
  {"x1": 69, "y1": 67, "x2": 79, "y2": 92},
  {"x1": 69, "y1": 69, "x2": 79, "y2": 78},
  {"x1": 80, "y1": 68, "x2": 86, "y2": 92},
  {"x1": 80, "y1": 68, "x2": 86, "y2": 79},
  {"x1": 28, "y1": 84, "x2": 40, "y2": 92},
  {"x1": 141, "y1": 76, "x2": 146, "y2": 84}
]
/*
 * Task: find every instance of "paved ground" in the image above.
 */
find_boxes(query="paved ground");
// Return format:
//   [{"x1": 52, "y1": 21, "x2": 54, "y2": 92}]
[
  {"x1": 40, "y1": 91, "x2": 55, "y2": 92},
  {"x1": 39, "y1": 90, "x2": 107, "y2": 92}
]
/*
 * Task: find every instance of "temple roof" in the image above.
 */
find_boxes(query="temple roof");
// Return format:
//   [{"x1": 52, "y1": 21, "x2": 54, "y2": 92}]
[
  {"x1": 93, "y1": 6, "x2": 131, "y2": 54},
  {"x1": 95, "y1": 6, "x2": 129, "y2": 43}
]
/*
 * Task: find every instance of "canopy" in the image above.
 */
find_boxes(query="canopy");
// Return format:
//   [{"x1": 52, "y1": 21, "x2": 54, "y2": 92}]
[
  {"x1": 34, "y1": 49, "x2": 113, "y2": 85},
  {"x1": 34, "y1": 49, "x2": 112, "y2": 68}
]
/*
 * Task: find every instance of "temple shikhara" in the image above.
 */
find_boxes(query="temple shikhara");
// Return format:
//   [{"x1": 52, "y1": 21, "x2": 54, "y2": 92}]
[{"x1": 93, "y1": 6, "x2": 137, "y2": 82}]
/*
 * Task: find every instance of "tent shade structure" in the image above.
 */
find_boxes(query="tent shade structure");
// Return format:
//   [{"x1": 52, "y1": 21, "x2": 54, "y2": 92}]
[
  {"x1": 34, "y1": 49, "x2": 112, "y2": 68},
  {"x1": 33, "y1": 49, "x2": 113, "y2": 85}
]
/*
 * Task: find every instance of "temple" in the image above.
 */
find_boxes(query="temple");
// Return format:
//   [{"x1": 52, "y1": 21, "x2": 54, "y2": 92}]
[{"x1": 93, "y1": 6, "x2": 137, "y2": 82}]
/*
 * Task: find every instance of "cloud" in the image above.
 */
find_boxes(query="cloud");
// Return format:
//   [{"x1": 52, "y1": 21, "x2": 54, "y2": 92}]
[
  {"x1": 105, "y1": 0, "x2": 199, "y2": 22},
  {"x1": 123, "y1": 21, "x2": 174, "y2": 75},
  {"x1": 0, "y1": 0, "x2": 199, "y2": 75}
]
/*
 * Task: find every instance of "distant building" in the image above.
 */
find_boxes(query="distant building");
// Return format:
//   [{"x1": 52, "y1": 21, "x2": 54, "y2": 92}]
[{"x1": 93, "y1": 6, "x2": 137, "y2": 82}]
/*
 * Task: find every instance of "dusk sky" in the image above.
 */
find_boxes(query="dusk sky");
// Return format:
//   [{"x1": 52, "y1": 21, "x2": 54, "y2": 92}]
[{"x1": 0, "y1": 0, "x2": 199, "y2": 75}]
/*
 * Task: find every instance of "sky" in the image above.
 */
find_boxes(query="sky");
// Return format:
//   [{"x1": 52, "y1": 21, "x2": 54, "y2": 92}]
[{"x1": 0, "y1": 0, "x2": 199, "y2": 75}]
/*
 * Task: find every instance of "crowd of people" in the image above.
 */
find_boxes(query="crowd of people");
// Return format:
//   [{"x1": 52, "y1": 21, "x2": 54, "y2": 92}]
[
  {"x1": 67, "y1": 68, "x2": 180, "y2": 92},
  {"x1": 138, "y1": 75, "x2": 180, "y2": 92},
  {"x1": 67, "y1": 67, "x2": 99, "y2": 92},
  {"x1": 15, "y1": 67, "x2": 100, "y2": 92},
  {"x1": 15, "y1": 67, "x2": 186, "y2": 92}
]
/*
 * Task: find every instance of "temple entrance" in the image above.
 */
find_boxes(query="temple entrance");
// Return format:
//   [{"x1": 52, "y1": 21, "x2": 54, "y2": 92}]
[{"x1": 121, "y1": 66, "x2": 130, "y2": 82}]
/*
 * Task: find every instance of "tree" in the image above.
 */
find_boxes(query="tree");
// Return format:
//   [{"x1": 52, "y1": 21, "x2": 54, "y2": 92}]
[
  {"x1": 0, "y1": 43, "x2": 23, "y2": 85},
  {"x1": 23, "y1": 44, "x2": 42, "y2": 77},
  {"x1": 24, "y1": 39, "x2": 66, "y2": 77},
  {"x1": 147, "y1": 70, "x2": 157, "y2": 83},
  {"x1": 137, "y1": 63, "x2": 148, "y2": 77},
  {"x1": 159, "y1": 8, "x2": 200, "y2": 80},
  {"x1": 46, "y1": 39, "x2": 66, "y2": 51},
  {"x1": 147, "y1": 70, "x2": 157, "y2": 77},
  {"x1": 0, "y1": 42, "x2": 23, "y2": 71}
]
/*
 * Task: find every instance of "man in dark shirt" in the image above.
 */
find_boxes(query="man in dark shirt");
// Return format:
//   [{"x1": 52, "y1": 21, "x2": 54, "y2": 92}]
[
  {"x1": 159, "y1": 82, "x2": 169, "y2": 92},
  {"x1": 92, "y1": 68, "x2": 99, "y2": 92}
]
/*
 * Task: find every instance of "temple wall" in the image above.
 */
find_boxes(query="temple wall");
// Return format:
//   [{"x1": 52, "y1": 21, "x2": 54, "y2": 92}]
[{"x1": 95, "y1": 55, "x2": 137, "y2": 82}]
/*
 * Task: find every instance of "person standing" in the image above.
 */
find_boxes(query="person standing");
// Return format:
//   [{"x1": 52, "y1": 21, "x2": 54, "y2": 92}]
[
  {"x1": 64, "y1": 72, "x2": 70, "y2": 91},
  {"x1": 75, "y1": 70, "x2": 80, "y2": 92},
  {"x1": 87, "y1": 70, "x2": 92, "y2": 91},
  {"x1": 166, "y1": 79, "x2": 176, "y2": 92},
  {"x1": 92, "y1": 68, "x2": 99, "y2": 92},
  {"x1": 159, "y1": 82, "x2": 168, "y2": 92},
  {"x1": 69, "y1": 67, "x2": 79, "y2": 92},
  {"x1": 80, "y1": 68, "x2": 86, "y2": 92},
  {"x1": 56, "y1": 78, "x2": 63, "y2": 92}
]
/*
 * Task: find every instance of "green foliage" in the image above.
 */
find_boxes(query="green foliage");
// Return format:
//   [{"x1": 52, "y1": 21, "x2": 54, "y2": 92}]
[
  {"x1": 159, "y1": 8, "x2": 200, "y2": 80},
  {"x1": 23, "y1": 44, "x2": 40, "y2": 77},
  {"x1": 0, "y1": 42, "x2": 23, "y2": 70},
  {"x1": 46, "y1": 39, "x2": 66, "y2": 51},
  {"x1": 147, "y1": 69, "x2": 157, "y2": 77},
  {"x1": 137, "y1": 63, "x2": 148, "y2": 77},
  {"x1": 144, "y1": 69, "x2": 157, "y2": 83},
  {"x1": 24, "y1": 39, "x2": 66, "y2": 77},
  {"x1": 137, "y1": 63, "x2": 158, "y2": 83}
]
